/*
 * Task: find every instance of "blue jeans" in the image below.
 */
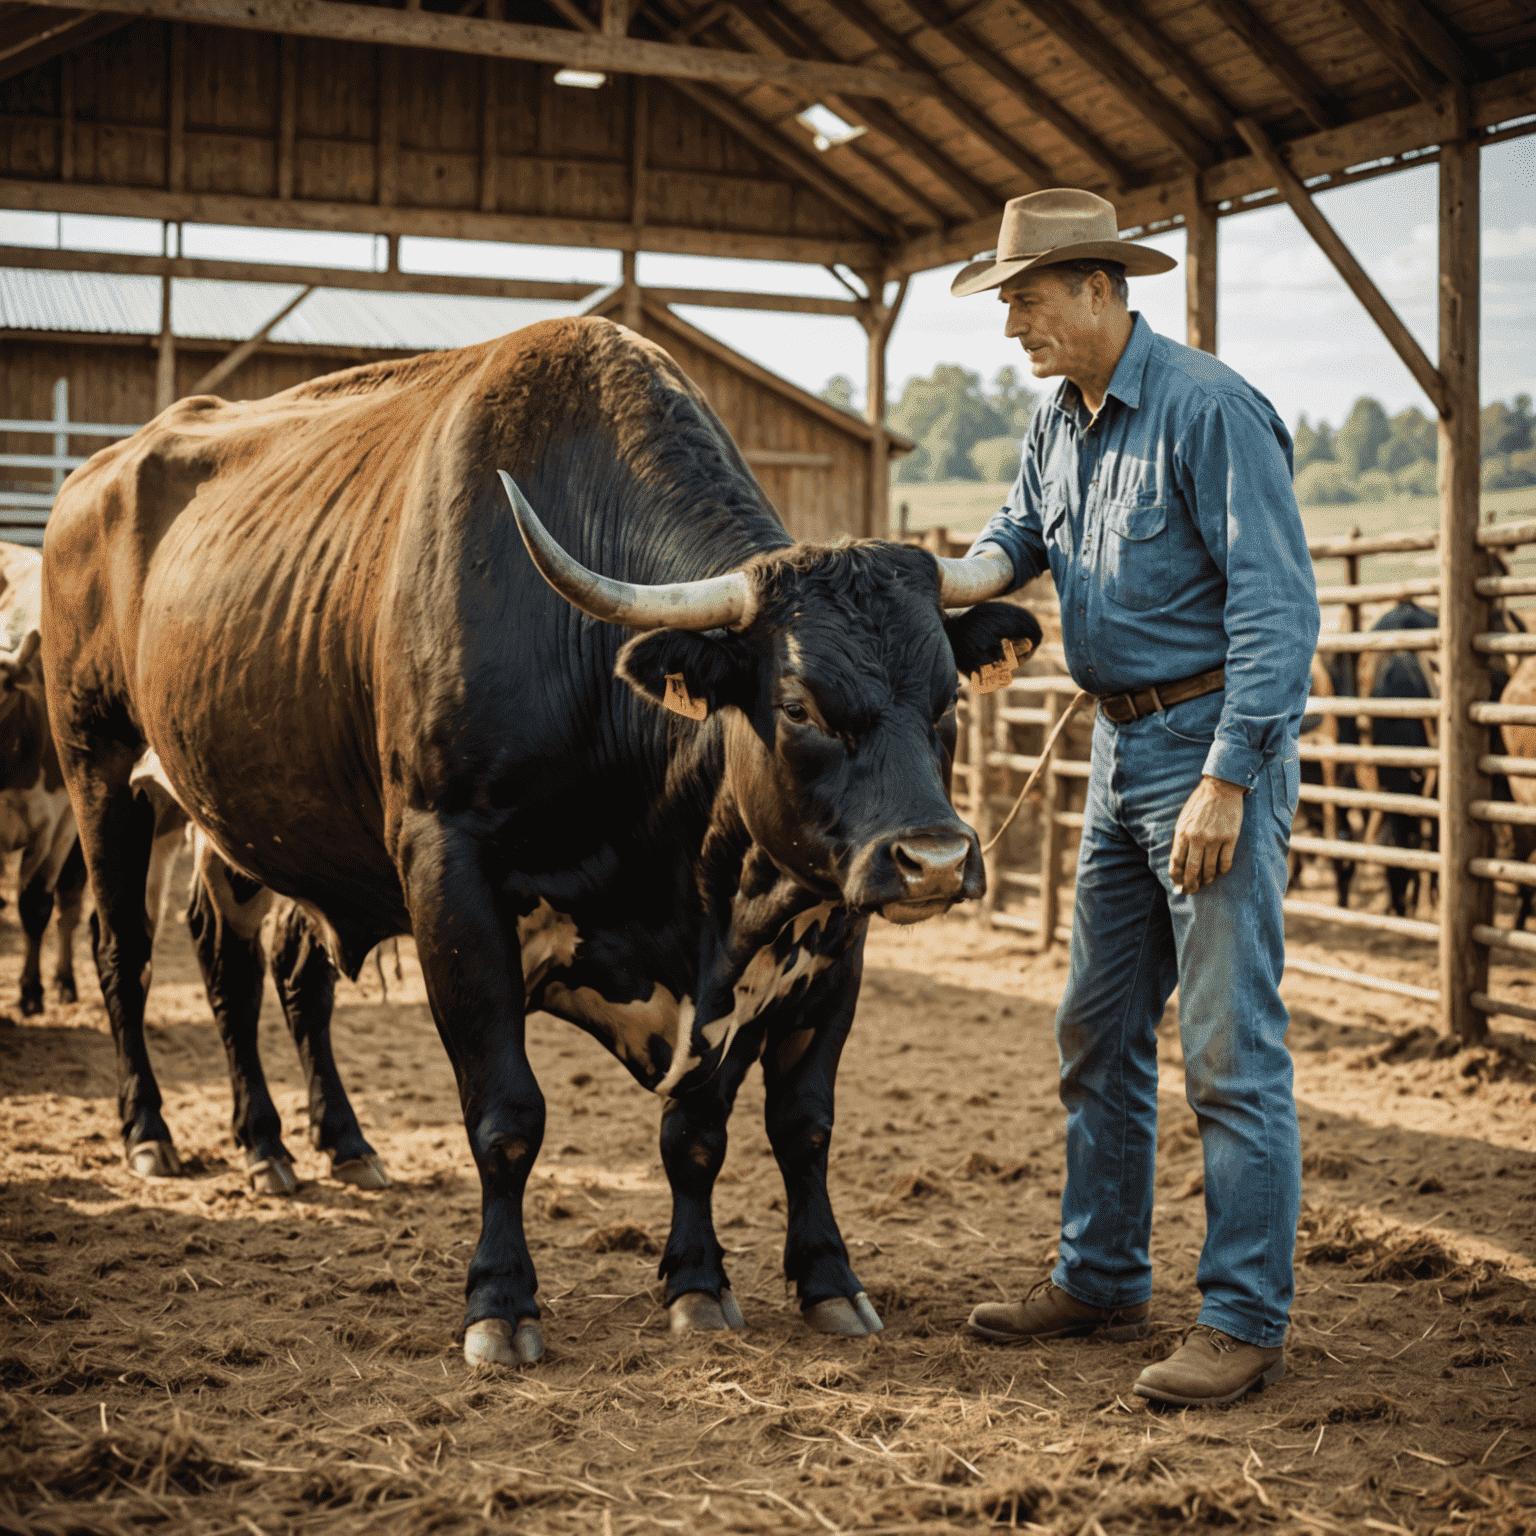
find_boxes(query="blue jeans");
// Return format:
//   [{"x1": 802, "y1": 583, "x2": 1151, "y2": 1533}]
[{"x1": 1050, "y1": 689, "x2": 1301, "y2": 1348}]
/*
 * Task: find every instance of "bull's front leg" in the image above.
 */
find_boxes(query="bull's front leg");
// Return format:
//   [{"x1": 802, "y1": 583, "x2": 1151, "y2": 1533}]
[
  {"x1": 762, "y1": 954, "x2": 882, "y2": 1338},
  {"x1": 400, "y1": 811, "x2": 544, "y2": 1367},
  {"x1": 657, "y1": 1037, "x2": 755, "y2": 1334}
]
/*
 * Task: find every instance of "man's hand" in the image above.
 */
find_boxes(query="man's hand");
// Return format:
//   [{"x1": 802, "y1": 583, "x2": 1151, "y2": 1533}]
[{"x1": 1169, "y1": 775, "x2": 1246, "y2": 895}]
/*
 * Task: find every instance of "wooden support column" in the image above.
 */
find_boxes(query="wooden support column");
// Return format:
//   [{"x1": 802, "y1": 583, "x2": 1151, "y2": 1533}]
[
  {"x1": 623, "y1": 75, "x2": 646, "y2": 332},
  {"x1": 165, "y1": 22, "x2": 186, "y2": 192},
  {"x1": 478, "y1": 0, "x2": 501, "y2": 213},
  {"x1": 277, "y1": 35, "x2": 296, "y2": 199},
  {"x1": 1185, "y1": 183, "x2": 1217, "y2": 354},
  {"x1": 860, "y1": 271, "x2": 908, "y2": 538},
  {"x1": 377, "y1": 48, "x2": 398, "y2": 207},
  {"x1": 154, "y1": 274, "x2": 175, "y2": 412},
  {"x1": 1437, "y1": 90, "x2": 1489, "y2": 1047},
  {"x1": 58, "y1": 53, "x2": 74, "y2": 181}
]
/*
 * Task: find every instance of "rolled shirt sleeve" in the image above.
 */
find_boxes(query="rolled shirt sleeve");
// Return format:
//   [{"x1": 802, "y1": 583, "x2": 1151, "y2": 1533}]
[
  {"x1": 970, "y1": 420, "x2": 1050, "y2": 593},
  {"x1": 1174, "y1": 393, "x2": 1321, "y2": 789}
]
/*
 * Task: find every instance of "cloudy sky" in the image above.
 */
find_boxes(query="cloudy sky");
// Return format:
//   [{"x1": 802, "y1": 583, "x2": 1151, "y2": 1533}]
[{"x1": 2, "y1": 134, "x2": 1531, "y2": 435}]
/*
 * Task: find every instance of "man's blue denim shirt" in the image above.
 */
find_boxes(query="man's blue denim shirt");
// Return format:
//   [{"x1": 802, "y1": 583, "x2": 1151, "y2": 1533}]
[{"x1": 972, "y1": 313, "x2": 1321, "y2": 791}]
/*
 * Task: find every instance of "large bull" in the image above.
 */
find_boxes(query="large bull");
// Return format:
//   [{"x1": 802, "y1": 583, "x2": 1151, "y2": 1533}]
[{"x1": 42, "y1": 318, "x2": 1038, "y2": 1364}]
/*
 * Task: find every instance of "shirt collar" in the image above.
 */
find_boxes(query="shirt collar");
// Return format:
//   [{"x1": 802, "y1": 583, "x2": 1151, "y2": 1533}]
[{"x1": 1047, "y1": 311, "x2": 1153, "y2": 421}]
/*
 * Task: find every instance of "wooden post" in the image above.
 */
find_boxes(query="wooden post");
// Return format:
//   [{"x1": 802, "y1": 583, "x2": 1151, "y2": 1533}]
[
  {"x1": 278, "y1": 34, "x2": 297, "y2": 198},
  {"x1": 860, "y1": 271, "x2": 908, "y2": 538},
  {"x1": 478, "y1": 3, "x2": 500, "y2": 214},
  {"x1": 1185, "y1": 183, "x2": 1217, "y2": 354},
  {"x1": 377, "y1": 49, "x2": 399, "y2": 207},
  {"x1": 968, "y1": 681, "x2": 994, "y2": 923},
  {"x1": 155, "y1": 274, "x2": 175, "y2": 412},
  {"x1": 624, "y1": 74, "x2": 647, "y2": 333},
  {"x1": 59, "y1": 53, "x2": 74, "y2": 182},
  {"x1": 1038, "y1": 688, "x2": 1065, "y2": 948},
  {"x1": 165, "y1": 22, "x2": 186, "y2": 193},
  {"x1": 51, "y1": 376, "x2": 68, "y2": 494},
  {"x1": 1437, "y1": 89, "x2": 1490, "y2": 1047}
]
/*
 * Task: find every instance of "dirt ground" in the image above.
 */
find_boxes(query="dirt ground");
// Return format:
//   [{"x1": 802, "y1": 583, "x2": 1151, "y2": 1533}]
[{"x1": 3, "y1": 850, "x2": 1535, "y2": 1535}]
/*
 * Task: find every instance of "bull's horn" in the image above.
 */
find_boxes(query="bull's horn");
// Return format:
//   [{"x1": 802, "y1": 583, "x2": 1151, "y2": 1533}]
[
  {"x1": 937, "y1": 545, "x2": 1014, "y2": 608},
  {"x1": 498, "y1": 471, "x2": 751, "y2": 631}
]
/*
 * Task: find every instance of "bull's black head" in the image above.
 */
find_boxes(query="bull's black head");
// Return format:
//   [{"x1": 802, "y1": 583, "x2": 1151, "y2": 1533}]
[{"x1": 497, "y1": 473, "x2": 1040, "y2": 925}]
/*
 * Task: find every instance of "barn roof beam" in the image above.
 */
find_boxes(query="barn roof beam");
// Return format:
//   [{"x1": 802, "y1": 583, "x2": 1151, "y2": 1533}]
[
  {"x1": 1012, "y1": 0, "x2": 1217, "y2": 170},
  {"x1": 895, "y1": 0, "x2": 1134, "y2": 190},
  {"x1": 809, "y1": 0, "x2": 1055, "y2": 189},
  {"x1": 0, "y1": 242, "x2": 871, "y2": 315},
  {"x1": 744, "y1": 0, "x2": 1004, "y2": 219},
  {"x1": 1234, "y1": 116, "x2": 1443, "y2": 412},
  {"x1": 23, "y1": 0, "x2": 936, "y2": 98},
  {"x1": 0, "y1": 7, "x2": 127, "y2": 79},
  {"x1": 1198, "y1": 0, "x2": 1343, "y2": 130},
  {"x1": 1332, "y1": 0, "x2": 1446, "y2": 101},
  {"x1": 1111, "y1": 0, "x2": 1238, "y2": 143},
  {"x1": 0, "y1": 178, "x2": 886, "y2": 268},
  {"x1": 890, "y1": 63, "x2": 1536, "y2": 274},
  {"x1": 188, "y1": 283, "x2": 315, "y2": 395},
  {"x1": 1354, "y1": 0, "x2": 1478, "y2": 85}
]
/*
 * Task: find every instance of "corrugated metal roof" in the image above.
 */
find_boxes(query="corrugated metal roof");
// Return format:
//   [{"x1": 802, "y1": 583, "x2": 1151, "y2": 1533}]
[{"x1": 0, "y1": 268, "x2": 570, "y2": 351}]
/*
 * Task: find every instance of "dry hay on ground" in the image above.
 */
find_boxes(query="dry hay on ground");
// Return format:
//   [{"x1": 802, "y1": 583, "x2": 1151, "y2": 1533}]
[{"x1": 2, "y1": 867, "x2": 1534, "y2": 1535}]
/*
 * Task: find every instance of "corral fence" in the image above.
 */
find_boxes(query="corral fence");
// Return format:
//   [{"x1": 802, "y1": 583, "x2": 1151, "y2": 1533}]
[
  {"x1": 911, "y1": 509, "x2": 1536, "y2": 1048},
  {"x1": 0, "y1": 378, "x2": 138, "y2": 547}
]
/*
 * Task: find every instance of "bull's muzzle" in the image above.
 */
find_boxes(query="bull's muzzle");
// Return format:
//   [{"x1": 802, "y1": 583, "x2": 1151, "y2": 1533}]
[{"x1": 880, "y1": 831, "x2": 976, "y2": 925}]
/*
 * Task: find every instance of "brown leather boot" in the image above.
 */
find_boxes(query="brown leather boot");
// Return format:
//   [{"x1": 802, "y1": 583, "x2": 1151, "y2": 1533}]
[
  {"x1": 968, "y1": 1279, "x2": 1150, "y2": 1344},
  {"x1": 1133, "y1": 1325, "x2": 1285, "y2": 1407}
]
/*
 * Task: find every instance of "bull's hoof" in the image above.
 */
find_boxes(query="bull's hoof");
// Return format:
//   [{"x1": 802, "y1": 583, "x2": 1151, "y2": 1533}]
[
  {"x1": 128, "y1": 1140, "x2": 183, "y2": 1179},
  {"x1": 668, "y1": 1289, "x2": 746, "y2": 1334},
  {"x1": 19, "y1": 982, "x2": 44, "y2": 1017},
  {"x1": 464, "y1": 1317, "x2": 544, "y2": 1367},
  {"x1": 331, "y1": 1153, "x2": 390, "y2": 1190},
  {"x1": 247, "y1": 1155, "x2": 299, "y2": 1195},
  {"x1": 803, "y1": 1292, "x2": 884, "y2": 1337}
]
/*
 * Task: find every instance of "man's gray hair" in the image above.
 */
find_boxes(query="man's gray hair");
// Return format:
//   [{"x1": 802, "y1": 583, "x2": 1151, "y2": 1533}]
[{"x1": 1053, "y1": 259, "x2": 1130, "y2": 305}]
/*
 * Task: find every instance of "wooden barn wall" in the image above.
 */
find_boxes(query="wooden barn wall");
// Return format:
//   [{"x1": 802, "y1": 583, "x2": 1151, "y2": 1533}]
[
  {"x1": 643, "y1": 318, "x2": 869, "y2": 545},
  {"x1": 0, "y1": 338, "x2": 403, "y2": 485},
  {"x1": 0, "y1": 19, "x2": 871, "y2": 247}
]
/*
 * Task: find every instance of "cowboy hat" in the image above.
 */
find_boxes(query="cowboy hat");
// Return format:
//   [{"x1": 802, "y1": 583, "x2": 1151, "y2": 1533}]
[{"x1": 951, "y1": 188, "x2": 1177, "y2": 298}]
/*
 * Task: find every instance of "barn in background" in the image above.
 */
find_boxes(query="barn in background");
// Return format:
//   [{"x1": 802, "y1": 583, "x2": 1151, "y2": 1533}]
[{"x1": 0, "y1": 268, "x2": 908, "y2": 545}]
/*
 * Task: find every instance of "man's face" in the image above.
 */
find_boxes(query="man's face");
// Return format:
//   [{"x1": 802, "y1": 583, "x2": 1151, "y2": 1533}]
[{"x1": 998, "y1": 267, "x2": 1101, "y2": 380}]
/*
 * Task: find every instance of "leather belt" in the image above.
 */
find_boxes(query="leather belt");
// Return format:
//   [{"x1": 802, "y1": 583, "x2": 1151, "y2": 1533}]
[{"x1": 1097, "y1": 666, "x2": 1225, "y2": 724}]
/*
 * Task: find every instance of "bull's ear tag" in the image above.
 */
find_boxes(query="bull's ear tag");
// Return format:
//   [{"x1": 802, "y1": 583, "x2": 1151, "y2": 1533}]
[
  {"x1": 972, "y1": 637, "x2": 1019, "y2": 695},
  {"x1": 663, "y1": 673, "x2": 708, "y2": 720}
]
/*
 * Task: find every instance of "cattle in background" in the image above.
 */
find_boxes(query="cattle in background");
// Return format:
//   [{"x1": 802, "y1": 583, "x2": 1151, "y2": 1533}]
[
  {"x1": 42, "y1": 317, "x2": 1039, "y2": 1365},
  {"x1": 1495, "y1": 653, "x2": 1536, "y2": 929},
  {"x1": 1291, "y1": 653, "x2": 1358, "y2": 908},
  {"x1": 0, "y1": 542, "x2": 85, "y2": 1016}
]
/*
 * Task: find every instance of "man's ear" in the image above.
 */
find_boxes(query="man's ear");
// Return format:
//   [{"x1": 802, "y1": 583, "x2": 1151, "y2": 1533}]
[
  {"x1": 615, "y1": 629, "x2": 754, "y2": 719},
  {"x1": 944, "y1": 602, "x2": 1043, "y2": 679}
]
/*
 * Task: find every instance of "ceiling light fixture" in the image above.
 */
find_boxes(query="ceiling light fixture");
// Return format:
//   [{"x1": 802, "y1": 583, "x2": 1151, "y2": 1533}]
[
  {"x1": 796, "y1": 103, "x2": 866, "y2": 152},
  {"x1": 554, "y1": 68, "x2": 607, "y2": 88}
]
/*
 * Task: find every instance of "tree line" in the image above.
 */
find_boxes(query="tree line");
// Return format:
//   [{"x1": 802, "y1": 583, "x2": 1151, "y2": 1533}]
[{"x1": 820, "y1": 365, "x2": 1536, "y2": 504}]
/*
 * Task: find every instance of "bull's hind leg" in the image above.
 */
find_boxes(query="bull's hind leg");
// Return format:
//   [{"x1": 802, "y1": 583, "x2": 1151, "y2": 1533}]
[
  {"x1": 186, "y1": 835, "x2": 303, "y2": 1193},
  {"x1": 17, "y1": 867, "x2": 55, "y2": 1017},
  {"x1": 761, "y1": 970, "x2": 881, "y2": 1338},
  {"x1": 658, "y1": 1046, "x2": 754, "y2": 1333},
  {"x1": 51, "y1": 841, "x2": 85, "y2": 1004},
  {"x1": 267, "y1": 899, "x2": 388, "y2": 1189},
  {"x1": 401, "y1": 813, "x2": 544, "y2": 1366}
]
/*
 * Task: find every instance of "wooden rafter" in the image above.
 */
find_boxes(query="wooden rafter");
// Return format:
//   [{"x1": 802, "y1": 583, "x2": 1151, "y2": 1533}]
[
  {"x1": 1013, "y1": 0, "x2": 1216, "y2": 169},
  {"x1": 899, "y1": 0, "x2": 1134, "y2": 189},
  {"x1": 0, "y1": 8, "x2": 125, "y2": 79},
  {"x1": 747, "y1": 0, "x2": 1002, "y2": 218},
  {"x1": 1234, "y1": 116, "x2": 1444, "y2": 413},
  {"x1": 21, "y1": 0, "x2": 938, "y2": 98},
  {"x1": 1111, "y1": 0, "x2": 1237, "y2": 141},
  {"x1": 188, "y1": 284, "x2": 316, "y2": 396},
  {"x1": 812, "y1": 0, "x2": 1053, "y2": 188},
  {"x1": 1358, "y1": 0, "x2": 1476, "y2": 85},
  {"x1": 1332, "y1": 0, "x2": 1445, "y2": 101},
  {"x1": 1199, "y1": 0, "x2": 1342, "y2": 130}
]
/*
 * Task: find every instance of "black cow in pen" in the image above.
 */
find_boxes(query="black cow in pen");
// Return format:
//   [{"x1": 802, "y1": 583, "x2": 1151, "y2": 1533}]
[{"x1": 42, "y1": 318, "x2": 1040, "y2": 1367}]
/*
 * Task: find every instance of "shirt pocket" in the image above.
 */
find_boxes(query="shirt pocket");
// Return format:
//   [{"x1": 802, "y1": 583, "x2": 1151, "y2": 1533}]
[
  {"x1": 1101, "y1": 493, "x2": 1170, "y2": 612},
  {"x1": 1041, "y1": 492, "x2": 1072, "y2": 582}
]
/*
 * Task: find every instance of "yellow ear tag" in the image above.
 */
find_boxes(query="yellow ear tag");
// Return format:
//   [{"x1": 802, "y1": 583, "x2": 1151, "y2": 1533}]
[
  {"x1": 972, "y1": 637, "x2": 1020, "y2": 695},
  {"x1": 663, "y1": 673, "x2": 707, "y2": 720}
]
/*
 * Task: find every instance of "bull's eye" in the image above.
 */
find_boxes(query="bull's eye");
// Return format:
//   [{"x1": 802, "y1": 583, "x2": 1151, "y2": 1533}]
[{"x1": 781, "y1": 700, "x2": 809, "y2": 724}]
